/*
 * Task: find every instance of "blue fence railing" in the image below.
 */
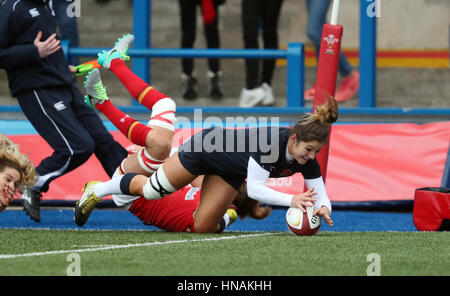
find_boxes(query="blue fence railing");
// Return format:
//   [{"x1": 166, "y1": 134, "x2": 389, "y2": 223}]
[
  {"x1": 128, "y1": 0, "x2": 378, "y2": 108},
  {"x1": 127, "y1": 0, "x2": 378, "y2": 108},
  {"x1": 67, "y1": 45, "x2": 305, "y2": 108},
  {"x1": 360, "y1": 0, "x2": 377, "y2": 108},
  {"x1": 1, "y1": 0, "x2": 449, "y2": 116}
]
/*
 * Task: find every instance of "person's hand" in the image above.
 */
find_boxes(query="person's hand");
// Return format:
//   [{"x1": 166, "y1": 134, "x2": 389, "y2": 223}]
[
  {"x1": 68, "y1": 65, "x2": 77, "y2": 74},
  {"x1": 290, "y1": 187, "x2": 317, "y2": 213},
  {"x1": 313, "y1": 205, "x2": 333, "y2": 226},
  {"x1": 0, "y1": 185, "x2": 15, "y2": 211},
  {"x1": 34, "y1": 31, "x2": 61, "y2": 58}
]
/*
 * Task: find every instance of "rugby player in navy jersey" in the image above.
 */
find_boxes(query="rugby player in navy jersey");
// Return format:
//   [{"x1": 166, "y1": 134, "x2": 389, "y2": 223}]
[
  {"x1": 75, "y1": 35, "x2": 251, "y2": 233},
  {"x1": 88, "y1": 98, "x2": 338, "y2": 233}
]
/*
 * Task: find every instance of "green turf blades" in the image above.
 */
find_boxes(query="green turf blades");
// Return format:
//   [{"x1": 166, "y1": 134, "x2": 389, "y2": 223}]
[{"x1": 1, "y1": 230, "x2": 449, "y2": 276}]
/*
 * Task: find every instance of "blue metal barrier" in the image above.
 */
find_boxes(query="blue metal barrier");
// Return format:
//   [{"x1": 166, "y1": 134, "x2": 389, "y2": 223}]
[
  {"x1": 1, "y1": 0, "x2": 449, "y2": 116},
  {"x1": 124, "y1": 0, "x2": 377, "y2": 108},
  {"x1": 68, "y1": 44, "x2": 305, "y2": 108},
  {"x1": 133, "y1": 0, "x2": 151, "y2": 86},
  {"x1": 360, "y1": 0, "x2": 377, "y2": 108},
  {"x1": 70, "y1": 0, "x2": 376, "y2": 109}
]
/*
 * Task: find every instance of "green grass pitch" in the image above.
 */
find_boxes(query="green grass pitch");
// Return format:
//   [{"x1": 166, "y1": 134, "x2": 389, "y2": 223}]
[{"x1": 0, "y1": 229, "x2": 449, "y2": 276}]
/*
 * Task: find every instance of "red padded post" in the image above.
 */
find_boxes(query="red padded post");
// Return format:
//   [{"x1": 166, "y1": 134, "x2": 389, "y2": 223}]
[{"x1": 413, "y1": 187, "x2": 450, "y2": 231}]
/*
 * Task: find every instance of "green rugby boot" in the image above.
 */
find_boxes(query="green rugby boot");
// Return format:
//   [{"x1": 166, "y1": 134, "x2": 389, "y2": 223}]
[
  {"x1": 74, "y1": 181, "x2": 102, "y2": 227},
  {"x1": 227, "y1": 208, "x2": 238, "y2": 226},
  {"x1": 97, "y1": 34, "x2": 134, "y2": 69},
  {"x1": 83, "y1": 68, "x2": 109, "y2": 108}
]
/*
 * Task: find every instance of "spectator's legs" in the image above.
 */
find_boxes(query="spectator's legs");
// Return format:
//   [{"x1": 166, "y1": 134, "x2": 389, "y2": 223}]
[
  {"x1": 242, "y1": 0, "x2": 261, "y2": 90},
  {"x1": 260, "y1": 0, "x2": 283, "y2": 86}
]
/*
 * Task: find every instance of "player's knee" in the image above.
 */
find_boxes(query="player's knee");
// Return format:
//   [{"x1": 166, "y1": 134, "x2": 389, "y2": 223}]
[
  {"x1": 147, "y1": 97, "x2": 177, "y2": 132},
  {"x1": 145, "y1": 133, "x2": 172, "y2": 160},
  {"x1": 193, "y1": 220, "x2": 216, "y2": 234},
  {"x1": 72, "y1": 138, "x2": 95, "y2": 163},
  {"x1": 129, "y1": 174, "x2": 149, "y2": 196},
  {"x1": 76, "y1": 151, "x2": 93, "y2": 165},
  {"x1": 193, "y1": 214, "x2": 218, "y2": 233},
  {"x1": 136, "y1": 146, "x2": 166, "y2": 175},
  {"x1": 77, "y1": 137, "x2": 96, "y2": 155},
  {"x1": 142, "y1": 166, "x2": 177, "y2": 200},
  {"x1": 90, "y1": 130, "x2": 115, "y2": 147}
]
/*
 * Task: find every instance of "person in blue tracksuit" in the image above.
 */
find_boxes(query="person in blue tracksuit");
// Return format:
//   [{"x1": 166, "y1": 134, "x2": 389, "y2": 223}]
[{"x1": 0, "y1": 0, "x2": 127, "y2": 222}]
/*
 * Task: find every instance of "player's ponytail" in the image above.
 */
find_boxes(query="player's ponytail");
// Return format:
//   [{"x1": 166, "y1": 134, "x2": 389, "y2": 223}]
[{"x1": 288, "y1": 97, "x2": 338, "y2": 143}]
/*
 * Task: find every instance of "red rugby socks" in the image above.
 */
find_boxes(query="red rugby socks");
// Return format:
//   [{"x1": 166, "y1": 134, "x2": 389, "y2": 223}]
[
  {"x1": 95, "y1": 100, "x2": 150, "y2": 147},
  {"x1": 109, "y1": 59, "x2": 168, "y2": 110}
]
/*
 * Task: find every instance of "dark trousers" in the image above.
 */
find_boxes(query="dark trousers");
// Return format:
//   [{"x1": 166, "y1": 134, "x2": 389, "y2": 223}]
[
  {"x1": 178, "y1": 0, "x2": 221, "y2": 75},
  {"x1": 242, "y1": 0, "x2": 284, "y2": 89},
  {"x1": 17, "y1": 85, "x2": 127, "y2": 192}
]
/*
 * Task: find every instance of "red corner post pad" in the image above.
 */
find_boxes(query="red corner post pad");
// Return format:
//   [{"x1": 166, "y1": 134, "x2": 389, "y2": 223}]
[{"x1": 413, "y1": 187, "x2": 450, "y2": 231}]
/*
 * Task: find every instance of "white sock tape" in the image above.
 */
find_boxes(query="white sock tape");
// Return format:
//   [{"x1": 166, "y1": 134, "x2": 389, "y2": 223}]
[
  {"x1": 147, "y1": 98, "x2": 177, "y2": 132},
  {"x1": 136, "y1": 147, "x2": 165, "y2": 174},
  {"x1": 142, "y1": 166, "x2": 177, "y2": 200}
]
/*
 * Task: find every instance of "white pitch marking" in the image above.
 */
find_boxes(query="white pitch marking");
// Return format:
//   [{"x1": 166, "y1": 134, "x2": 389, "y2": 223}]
[{"x1": 0, "y1": 232, "x2": 279, "y2": 259}]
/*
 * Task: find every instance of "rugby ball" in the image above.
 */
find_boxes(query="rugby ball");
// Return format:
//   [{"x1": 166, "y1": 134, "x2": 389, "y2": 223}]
[{"x1": 286, "y1": 204, "x2": 321, "y2": 236}]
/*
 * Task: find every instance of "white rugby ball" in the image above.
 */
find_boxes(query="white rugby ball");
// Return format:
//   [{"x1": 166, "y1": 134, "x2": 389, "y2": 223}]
[{"x1": 286, "y1": 204, "x2": 321, "y2": 236}]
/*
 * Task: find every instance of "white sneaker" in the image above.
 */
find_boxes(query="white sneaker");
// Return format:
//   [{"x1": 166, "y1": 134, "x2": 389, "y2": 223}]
[
  {"x1": 239, "y1": 86, "x2": 266, "y2": 107},
  {"x1": 261, "y1": 83, "x2": 275, "y2": 106}
]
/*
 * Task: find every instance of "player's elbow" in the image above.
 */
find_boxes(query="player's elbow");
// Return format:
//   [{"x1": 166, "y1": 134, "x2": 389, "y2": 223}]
[{"x1": 245, "y1": 181, "x2": 263, "y2": 201}]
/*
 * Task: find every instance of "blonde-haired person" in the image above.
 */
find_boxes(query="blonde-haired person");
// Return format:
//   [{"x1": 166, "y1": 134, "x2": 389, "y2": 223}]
[
  {"x1": 0, "y1": 134, "x2": 36, "y2": 213},
  {"x1": 85, "y1": 98, "x2": 338, "y2": 233}
]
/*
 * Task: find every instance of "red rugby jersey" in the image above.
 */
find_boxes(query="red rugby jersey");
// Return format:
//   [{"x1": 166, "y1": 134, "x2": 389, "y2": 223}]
[{"x1": 128, "y1": 186, "x2": 200, "y2": 232}]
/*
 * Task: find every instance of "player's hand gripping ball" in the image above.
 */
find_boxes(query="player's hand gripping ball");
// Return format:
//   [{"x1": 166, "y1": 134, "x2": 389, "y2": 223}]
[{"x1": 286, "y1": 202, "x2": 321, "y2": 236}]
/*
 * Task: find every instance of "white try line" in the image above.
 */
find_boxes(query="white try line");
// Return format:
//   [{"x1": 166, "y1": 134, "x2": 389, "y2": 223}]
[{"x1": 0, "y1": 232, "x2": 279, "y2": 260}]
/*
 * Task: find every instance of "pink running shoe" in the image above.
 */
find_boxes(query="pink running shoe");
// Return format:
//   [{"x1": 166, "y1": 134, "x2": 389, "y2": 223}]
[
  {"x1": 304, "y1": 85, "x2": 316, "y2": 101},
  {"x1": 335, "y1": 71, "x2": 359, "y2": 102}
]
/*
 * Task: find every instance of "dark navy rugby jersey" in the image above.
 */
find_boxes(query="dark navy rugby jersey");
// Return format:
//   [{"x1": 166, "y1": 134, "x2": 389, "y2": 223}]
[{"x1": 180, "y1": 126, "x2": 322, "y2": 182}]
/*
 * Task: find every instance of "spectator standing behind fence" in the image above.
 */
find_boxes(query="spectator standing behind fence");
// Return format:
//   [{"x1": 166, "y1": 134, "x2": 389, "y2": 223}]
[
  {"x1": 51, "y1": 0, "x2": 80, "y2": 65},
  {"x1": 178, "y1": 0, "x2": 225, "y2": 101},
  {"x1": 239, "y1": 0, "x2": 284, "y2": 108},
  {"x1": 304, "y1": 0, "x2": 359, "y2": 103},
  {"x1": 0, "y1": 0, "x2": 128, "y2": 222}
]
